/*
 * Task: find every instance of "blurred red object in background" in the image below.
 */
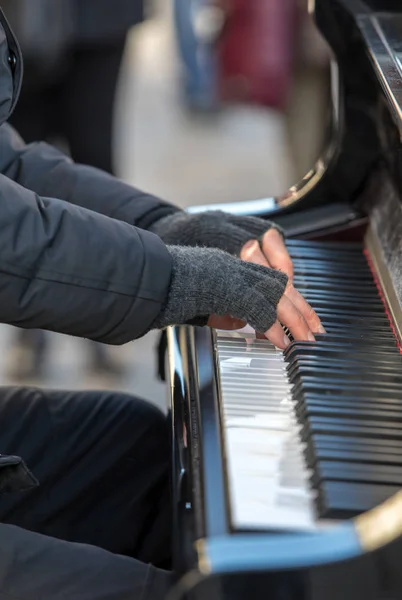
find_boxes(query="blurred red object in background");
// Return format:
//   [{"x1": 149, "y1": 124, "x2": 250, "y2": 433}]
[{"x1": 216, "y1": 0, "x2": 300, "y2": 111}]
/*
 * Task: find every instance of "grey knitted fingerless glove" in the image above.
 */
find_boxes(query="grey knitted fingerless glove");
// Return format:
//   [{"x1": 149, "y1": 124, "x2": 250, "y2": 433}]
[
  {"x1": 152, "y1": 245, "x2": 288, "y2": 332},
  {"x1": 149, "y1": 210, "x2": 284, "y2": 255}
]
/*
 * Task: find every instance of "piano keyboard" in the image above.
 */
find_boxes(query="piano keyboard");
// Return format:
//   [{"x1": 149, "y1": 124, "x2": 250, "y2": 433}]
[{"x1": 215, "y1": 239, "x2": 402, "y2": 532}]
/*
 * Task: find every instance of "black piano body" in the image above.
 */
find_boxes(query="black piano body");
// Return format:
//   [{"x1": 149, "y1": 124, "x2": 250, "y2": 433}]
[{"x1": 167, "y1": 2, "x2": 402, "y2": 599}]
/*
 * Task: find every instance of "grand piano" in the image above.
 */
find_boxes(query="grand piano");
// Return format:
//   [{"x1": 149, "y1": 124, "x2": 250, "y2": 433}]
[{"x1": 165, "y1": 1, "x2": 402, "y2": 598}]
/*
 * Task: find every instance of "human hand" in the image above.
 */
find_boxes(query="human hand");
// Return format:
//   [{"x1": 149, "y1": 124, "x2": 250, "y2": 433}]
[
  {"x1": 150, "y1": 210, "x2": 286, "y2": 257},
  {"x1": 153, "y1": 245, "x2": 288, "y2": 335},
  {"x1": 239, "y1": 238, "x2": 325, "y2": 348}
]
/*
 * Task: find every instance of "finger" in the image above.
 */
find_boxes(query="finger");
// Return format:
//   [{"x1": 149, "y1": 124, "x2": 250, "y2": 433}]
[
  {"x1": 264, "y1": 320, "x2": 291, "y2": 349},
  {"x1": 275, "y1": 294, "x2": 315, "y2": 342},
  {"x1": 285, "y1": 283, "x2": 326, "y2": 334},
  {"x1": 240, "y1": 239, "x2": 269, "y2": 267},
  {"x1": 261, "y1": 228, "x2": 294, "y2": 280}
]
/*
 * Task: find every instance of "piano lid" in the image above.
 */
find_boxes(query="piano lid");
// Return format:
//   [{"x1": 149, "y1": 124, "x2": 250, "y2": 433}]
[{"x1": 190, "y1": 0, "x2": 402, "y2": 227}]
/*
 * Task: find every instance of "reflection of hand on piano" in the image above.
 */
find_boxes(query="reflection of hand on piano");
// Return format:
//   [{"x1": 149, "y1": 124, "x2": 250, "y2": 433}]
[{"x1": 240, "y1": 237, "x2": 325, "y2": 349}]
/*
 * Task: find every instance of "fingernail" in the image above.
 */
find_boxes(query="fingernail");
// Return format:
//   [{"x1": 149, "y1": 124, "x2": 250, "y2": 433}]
[
  {"x1": 283, "y1": 334, "x2": 291, "y2": 348},
  {"x1": 308, "y1": 331, "x2": 316, "y2": 342},
  {"x1": 242, "y1": 239, "x2": 256, "y2": 251},
  {"x1": 318, "y1": 324, "x2": 326, "y2": 334}
]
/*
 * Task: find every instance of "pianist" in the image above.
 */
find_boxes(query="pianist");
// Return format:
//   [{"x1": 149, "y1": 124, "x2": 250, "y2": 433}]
[{"x1": 0, "y1": 10, "x2": 324, "y2": 600}]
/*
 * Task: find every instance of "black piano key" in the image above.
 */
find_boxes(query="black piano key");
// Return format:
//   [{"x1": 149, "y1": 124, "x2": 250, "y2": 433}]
[
  {"x1": 286, "y1": 339, "x2": 399, "y2": 353},
  {"x1": 285, "y1": 352, "x2": 400, "y2": 366},
  {"x1": 292, "y1": 257, "x2": 371, "y2": 269},
  {"x1": 287, "y1": 358, "x2": 402, "y2": 377},
  {"x1": 302, "y1": 417, "x2": 402, "y2": 442},
  {"x1": 319, "y1": 321, "x2": 392, "y2": 332},
  {"x1": 290, "y1": 243, "x2": 366, "y2": 254},
  {"x1": 311, "y1": 434, "x2": 402, "y2": 453},
  {"x1": 292, "y1": 263, "x2": 369, "y2": 274},
  {"x1": 294, "y1": 381, "x2": 402, "y2": 401},
  {"x1": 292, "y1": 370, "x2": 402, "y2": 387},
  {"x1": 295, "y1": 272, "x2": 374, "y2": 285},
  {"x1": 316, "y1": 481, "x2": 400, "y2": 519},
  {"x1": 293, "y1": 257, "x2": 370, "y2": 267},
  {"x1": 305, "y1": 445, "x2": 402, "y2": 467},
  {"x1": 293, "y1": 380, "x2": 402, "y2": 398},
  {"x1": 292, "y1": 251, "x2": 365, "y2": 262},
  {"x1": 297, "y1": 392, "x2": 402, "y2": 410},
  {"x1": 313, "y1": 332, "x2": 397, "y2": 343},
  {"x1": 298, "y1": 396, "x2": 402, "y2": 416},
  {"x1": 293, "y1": 259, "x2": 369, "y2": 268},
  {"x1": 293, "y1": 279, "x2": 378, "y2": 294},
  {"x1": 301, "y1": 286, "x2": 380, "y2": 298},
  {"x1": 288, "y1": 247, "x2": 368, "y2": 261},
  {"x1": 289, "y1": 366, "x2": 402, "y2": 385},
  {"x1": 293, "y1": 368, "x2": 402, "y2": 384},
  {"x1": 289, "y1": 357, "x2": 402, "y2": 374},
  {"x1": 312, "y1": 461, "x2": 402, "y2": 487},
  {"x1": 291, "y1": 377, "x2": 402, "y2": 397},
  {"x1": 285, "y1": 343, "x2": 399, "y2": 362},
  {"x1": 304, "y1": 300, "x2": 381, "y2": 312},
  {"x1": 292, "y1": 265, "x2": 373, "y2": 280},
  {"x1": 286, "y1": 239, "x2": 363, "y2": 251},
  {"x1": 294, "y1": 374, "x2": 402, "y2": 391},
  {"x1": 312, "y1": 309, "x2": 390, "y2": 322},
  {"x1": 304, "y1": 299, "x2": 386, "y2": 313},
  {"x1": 294, "y1": 246, "x2": 365, "y2": 255},
  {"x1": 290, "y1": 352, "x2": 402, "y2": 366},
  {"x1": 307, "y1": 300, "x2": 384, "y2": 313},
  {"x1": 297, "y1": 403, "x2": 402, "y2": 424},
  {"x1": 301, "y1": 284, "x2": 380, "y2": 297},
  {"x1": 294, "y1": 273, "x2": 376, "y2": 285},
  {"x1": 276, "y1": 239, "x2": 401, "y2": 524},
  {"x1": 297, "y1": 403, "x2": 402, "y2": 428}
]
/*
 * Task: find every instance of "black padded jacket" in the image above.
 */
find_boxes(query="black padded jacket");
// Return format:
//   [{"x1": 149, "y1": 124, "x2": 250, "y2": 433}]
[{"x1": 0, "y1": 8, "x2": 179, "y2": 345}]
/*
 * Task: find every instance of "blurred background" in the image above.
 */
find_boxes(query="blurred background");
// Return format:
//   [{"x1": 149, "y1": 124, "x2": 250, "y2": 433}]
[{"x1": 0, "y1": 0, "x2": 330, "y2": 410}]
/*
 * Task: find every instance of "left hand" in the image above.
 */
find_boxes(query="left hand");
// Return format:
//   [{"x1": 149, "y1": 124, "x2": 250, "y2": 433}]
[{"x1": 150, "y1": 210, "x2": 289, "y2": 259}]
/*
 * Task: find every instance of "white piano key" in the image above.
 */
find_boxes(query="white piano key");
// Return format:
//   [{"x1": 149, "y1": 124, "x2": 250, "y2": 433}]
[{"x1": 216, "y1": 329, "x2": 318, "y2": 532}]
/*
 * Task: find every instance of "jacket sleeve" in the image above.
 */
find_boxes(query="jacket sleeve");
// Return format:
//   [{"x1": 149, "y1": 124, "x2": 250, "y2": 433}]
[
  {"x1": 0, "y1": 123, "x2": 181, "y2": 230},
  {"x1": 0, "y1": 171, "x2": 173, "y2": 344}
]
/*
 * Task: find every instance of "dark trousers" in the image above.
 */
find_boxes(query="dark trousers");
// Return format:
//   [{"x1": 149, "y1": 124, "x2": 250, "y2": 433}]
[{"x1": 0, "y1": 387, "x2": 172, "y2": 599}]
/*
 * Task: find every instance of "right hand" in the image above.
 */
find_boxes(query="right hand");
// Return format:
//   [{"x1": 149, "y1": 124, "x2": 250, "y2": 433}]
[{"x1": 239, "y1": 239, "x2": 325, "y2": 348}]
